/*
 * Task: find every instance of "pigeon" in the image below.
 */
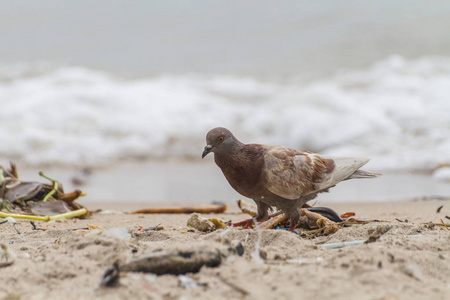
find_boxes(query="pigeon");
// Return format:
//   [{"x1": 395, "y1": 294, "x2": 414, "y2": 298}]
[{"x1": 202, "y1": 127, "x2": 379, "y2": 231}]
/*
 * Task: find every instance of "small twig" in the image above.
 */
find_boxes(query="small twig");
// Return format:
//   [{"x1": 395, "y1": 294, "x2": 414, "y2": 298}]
[
  {"x1": 145, "y1": 223, "x2": 162, "y2": 231},
  {"x1": 217, "y1": 274, "x2": 249, "y2": 296},
  {"x1": 87, "y1": 223, "x2": 105, "y2": 231},
  {"x1": 437, "y1": 205, "x2": 444, "y2": 213},
  {"x1": 440, "y1": 219, "x2": 450, "y2": 231},
  {"x1": 12, "y1": 223, "x2": 21, "y2": 234},
  {"x1": 30, "y1": 221, "x2": 46, "y2": 231},
  {"x1": 395, "y1": 218, "x2": 408, "y2": 223},
  {"x1": 68, "y1": 227, "x2": 89, "y2": 231}
]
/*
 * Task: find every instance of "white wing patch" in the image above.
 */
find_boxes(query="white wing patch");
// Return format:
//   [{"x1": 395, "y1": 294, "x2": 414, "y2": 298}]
[
  {"x1": 263, "y1": 147, "x2": 327, "y2": 200},
  {"x1": 263, "y1": 146, "x2": 370, "y2": 201}
]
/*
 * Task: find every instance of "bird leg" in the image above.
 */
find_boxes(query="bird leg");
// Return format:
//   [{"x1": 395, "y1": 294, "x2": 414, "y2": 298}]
[
  {"x1": 287, "y1": 207, "x2": 301, "y2": 232},
  {"x1": 268, "y1": 210, "x2": 283, "y2": 218},
  {"x1": 288, "y1": 224, "x2": 298, "y2": 232},
  {"x1": 228, "y1": 202, "x2": 270, "y2": 229},
  {"x1": 229, "y1": 216, "x2": 274, "y2": 229},
  {"x1": 228, "y1": 218, "x2": 259, "y2": 229}
]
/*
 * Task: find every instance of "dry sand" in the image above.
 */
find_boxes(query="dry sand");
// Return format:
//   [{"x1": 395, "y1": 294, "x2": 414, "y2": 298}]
[{"x1": 0, "y1": 199, "x2": 449, "y2": 300}]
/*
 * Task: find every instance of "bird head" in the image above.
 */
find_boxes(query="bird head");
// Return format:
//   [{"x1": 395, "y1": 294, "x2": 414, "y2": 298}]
[{"x1": 202, "y1": 127, "x2": 237, "y2": 158}]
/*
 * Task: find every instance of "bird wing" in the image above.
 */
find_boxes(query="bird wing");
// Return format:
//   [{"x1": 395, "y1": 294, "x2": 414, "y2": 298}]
[{"x1": 263, "y1": 146, "x2": 370, "y2": 200}]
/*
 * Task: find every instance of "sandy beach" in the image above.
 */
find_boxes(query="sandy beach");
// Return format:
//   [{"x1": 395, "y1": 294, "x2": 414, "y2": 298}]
[{"x1": 1, "y1": 199, "x2": 449, "y2": 300}]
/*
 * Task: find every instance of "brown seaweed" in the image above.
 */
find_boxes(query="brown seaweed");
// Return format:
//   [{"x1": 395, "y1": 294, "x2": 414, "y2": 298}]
[{"x1": 0, "y1": 162, "x2": 87, "y2": 219}]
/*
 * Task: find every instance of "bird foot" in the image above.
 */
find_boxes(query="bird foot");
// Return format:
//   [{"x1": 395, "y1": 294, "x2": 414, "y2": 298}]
[
  {"x1": 288, "y1": 224, "x2": 298, "y2": 232},
  {"x1": 227, "y1": 218, "x2": 263, "y2": 229}
]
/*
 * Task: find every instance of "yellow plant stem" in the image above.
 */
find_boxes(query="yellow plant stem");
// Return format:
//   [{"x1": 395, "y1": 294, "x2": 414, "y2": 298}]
[
  {"x1": 42, "y1": 189, "x2": 56, "y2": 202},
  {"x1": 39, "y1": 172, "x2": 58, "y2": 202},
  {"x1": 0, "y1": 208, "x2": 88, "y2": 221}
]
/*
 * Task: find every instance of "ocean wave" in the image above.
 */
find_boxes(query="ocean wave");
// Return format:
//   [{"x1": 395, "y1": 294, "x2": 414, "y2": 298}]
[{"x1": 0, "y1": 56, "x2": 449, "y2": 171}]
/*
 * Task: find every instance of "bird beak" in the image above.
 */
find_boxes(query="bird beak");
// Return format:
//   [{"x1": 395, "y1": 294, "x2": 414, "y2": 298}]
[{"x1": 202, "y1": 145, "x2": 213, "y2": 158}]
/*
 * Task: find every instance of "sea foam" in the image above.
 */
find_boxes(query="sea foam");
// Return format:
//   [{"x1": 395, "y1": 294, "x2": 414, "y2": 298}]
[{"x1": 0, "y1": 56, "x2": 449, "y2": 172}]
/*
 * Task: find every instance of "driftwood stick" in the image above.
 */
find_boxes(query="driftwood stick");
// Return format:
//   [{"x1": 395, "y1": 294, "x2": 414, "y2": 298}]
[
  {"x1": 257, "y1": 214, "x2": 288, "y2": 230},
  {"x1": 131, "y1": 204, "x2": 227, "y2": 214}
]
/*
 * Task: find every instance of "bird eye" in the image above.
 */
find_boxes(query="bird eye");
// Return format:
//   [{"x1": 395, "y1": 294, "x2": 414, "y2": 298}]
[{"x1": 218, "y1": 136, "x2": 224, "y2": 142}]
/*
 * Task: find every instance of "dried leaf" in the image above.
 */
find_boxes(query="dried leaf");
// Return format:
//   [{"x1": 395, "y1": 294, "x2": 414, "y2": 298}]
[
  {"x1": 237, "y1": 199, "x2": 258, "y2": 217},
  {"x1": 208, "y1": 218, "x2": 227, "y2": 229}
]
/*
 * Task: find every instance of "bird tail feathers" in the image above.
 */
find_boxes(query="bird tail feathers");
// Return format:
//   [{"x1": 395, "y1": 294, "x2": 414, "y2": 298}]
[{"x1": 347, "y1": 169, "x2": 381, "y2": 179}]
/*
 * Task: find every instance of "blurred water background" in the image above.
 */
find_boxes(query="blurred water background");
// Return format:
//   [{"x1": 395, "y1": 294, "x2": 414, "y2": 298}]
[{"x1": 1, "y1": 1, "x2": 449, "y2": 203}]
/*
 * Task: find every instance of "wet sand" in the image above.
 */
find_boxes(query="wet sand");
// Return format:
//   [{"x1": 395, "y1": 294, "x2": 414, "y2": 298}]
[{"x1": 13, "y1": 161, "x2": 450, "y2": 205}]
